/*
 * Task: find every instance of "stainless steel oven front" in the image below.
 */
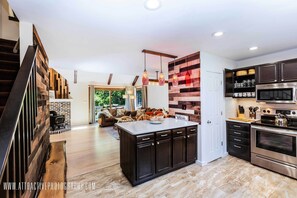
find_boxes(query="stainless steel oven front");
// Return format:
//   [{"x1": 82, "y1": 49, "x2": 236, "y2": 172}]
[{"x1": 251, "y1": 125, "x2": 297, "y2": 178}]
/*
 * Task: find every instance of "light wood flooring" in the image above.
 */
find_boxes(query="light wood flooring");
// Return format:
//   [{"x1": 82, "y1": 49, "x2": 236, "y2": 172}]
[{"x1": 51, "y1": 124, "x2": 297, "y2": 198}]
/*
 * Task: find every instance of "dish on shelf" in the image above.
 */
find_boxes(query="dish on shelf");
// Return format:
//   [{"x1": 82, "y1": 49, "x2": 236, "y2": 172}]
[
  {"x1": 236, "y1": 70, "x2": 248, "y2": 76},
  {"x1": 248, "y1": 69, "x2": 255, "y2": 75}
]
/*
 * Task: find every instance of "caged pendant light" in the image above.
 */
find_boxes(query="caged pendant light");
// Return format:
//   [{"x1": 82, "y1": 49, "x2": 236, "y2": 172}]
[
  {"x1": 142, "y1": 52, "x2": 149, "y2": 86},
  {"x1": 158, "y1": 56, "x2": 165, "y2": 86},
  {"x1": 172, "y1": 58, "x2": 178, "y2": 87}
]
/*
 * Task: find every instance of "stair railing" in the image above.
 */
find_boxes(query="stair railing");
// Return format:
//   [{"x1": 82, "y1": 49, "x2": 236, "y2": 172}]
[{"x1": 0, "y1": 46, "x2": 37, "y2": 198}]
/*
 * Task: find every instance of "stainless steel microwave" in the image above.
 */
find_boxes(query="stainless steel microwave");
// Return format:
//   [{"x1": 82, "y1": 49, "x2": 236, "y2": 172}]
[{"x1": 256, "y1": 83, "x2": 297, "y2": 103}]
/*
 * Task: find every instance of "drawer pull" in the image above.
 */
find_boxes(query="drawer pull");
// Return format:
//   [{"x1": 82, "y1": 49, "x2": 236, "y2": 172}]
[
  {"x1": 233, "y1": 125, "x2": 241, "y2": 128},
  {"x1": 142, "y1": 137, "x2": 150, "y2": 141},
  {"x1": 190, "y1": 129, "x2": 196, "y2": 132},
  {"x1": 157, "y1": 142, "x2": 159, "y2": 145},
  {"x1": 234, "y1": 138, "x2": 241, "y2": 142},
  {"x1": 234, "y1": 132, "x2": 241, "y2": 135},
  {"x1": 187, "y1": 135, "x2": 190, "y2": 138},
  {"x1": 234, "y1": 145, "x2": 241, "y2": 149},
  {"x1": 184, "y1": 136, "x2": 186, "y2": 139},
  {"x1": 161, "y1": 134, "x2": 168, "y2": 137},
  {"x1": 152, "y1": 143, "x2": 154, "y2": 146},
  {"x1": 176, "y1": 131, "x2": 183, "y2": 134}
]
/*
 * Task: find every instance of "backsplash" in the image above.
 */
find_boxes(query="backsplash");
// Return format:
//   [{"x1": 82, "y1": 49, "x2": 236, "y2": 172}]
[{"x1": 235, "y1": 98, "x2": 297, "y2": 118}]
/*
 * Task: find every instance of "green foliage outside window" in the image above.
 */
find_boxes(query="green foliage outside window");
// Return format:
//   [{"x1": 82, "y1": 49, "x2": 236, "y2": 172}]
[{"x1": 94, "y1": 89, "x2": 125, "y2": 107}]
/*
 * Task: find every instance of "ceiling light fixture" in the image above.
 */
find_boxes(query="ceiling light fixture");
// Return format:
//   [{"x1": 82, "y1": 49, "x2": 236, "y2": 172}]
[
  {"x1": 213, "y1": 31, "x2": 224, "y2": 37},
  {"x1": 249, "y1": 46, "x2": 259, "y2": 51},
  {"x1": 144, "y1": 0, "x2": 161, "y2": 10},
  {"x1": 142, "y1": 52, "x2": 149, "y2": 86}
]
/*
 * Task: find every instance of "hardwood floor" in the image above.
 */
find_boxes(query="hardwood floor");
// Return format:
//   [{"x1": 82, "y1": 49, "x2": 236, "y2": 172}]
[
  {"x1": 50, "y1": 124, "x2": 119, "y2": 178},
  {"x1": 51, "y1": 124, "x2": 297, "y2": 197}
]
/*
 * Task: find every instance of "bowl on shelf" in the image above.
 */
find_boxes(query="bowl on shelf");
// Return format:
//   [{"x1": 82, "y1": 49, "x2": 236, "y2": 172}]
[
  {"x1": 236, "y1": 70, "x2": 248, "y2": 76},
  {"x1": 248, "y1": 69, "x2": 255, "y2": 75}
]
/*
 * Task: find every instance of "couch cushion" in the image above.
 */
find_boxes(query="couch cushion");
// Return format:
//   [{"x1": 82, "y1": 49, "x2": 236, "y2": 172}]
[
  {"x1": 110, "y1": 109, "x2": 117, "y2": 117},
  {"x1": 117, "y1": 108, "x2": 126, "y2": 117},
  {"x1": 130, "y1": 111, "x2": 137, "y2": 117},
  {"x1": 102, "y1": 109, "x2": 113, "y2": 118}
]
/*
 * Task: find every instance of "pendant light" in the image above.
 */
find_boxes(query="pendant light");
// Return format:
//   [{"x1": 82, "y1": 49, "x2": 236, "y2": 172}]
[
  {"x1": 142, "y1": 52, "x2": 149, "y2": 86},
  {"x1": 185, "y1": 56, "x2": 192, "y2": 86},
  {"x1": 172, "y1": 58, "x2": 178, "y2": 87},
  {"x1": 158, "y1": 55, "x2": 165, "y2": 86}
]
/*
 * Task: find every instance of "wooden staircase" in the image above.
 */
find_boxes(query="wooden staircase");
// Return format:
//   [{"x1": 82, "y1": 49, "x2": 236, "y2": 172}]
[{"x1": 0, "y1": 38, "x2": 19, "y2": 119}]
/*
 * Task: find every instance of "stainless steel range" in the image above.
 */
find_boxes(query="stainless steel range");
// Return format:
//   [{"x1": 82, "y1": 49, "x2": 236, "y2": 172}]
[{"x1": 251, "y1": 108, "x2": 297, "y2": 179}]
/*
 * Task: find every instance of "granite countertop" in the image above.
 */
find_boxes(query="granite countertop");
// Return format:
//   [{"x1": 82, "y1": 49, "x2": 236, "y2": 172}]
[{"x1": 115, "y1": 118, "x2": 198, "y2": 135}]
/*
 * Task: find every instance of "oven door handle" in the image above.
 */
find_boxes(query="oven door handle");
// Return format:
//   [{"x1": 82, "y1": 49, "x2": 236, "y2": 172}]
[{"x1": 251, "y1": 125, "x2": 297, "y2": 136}]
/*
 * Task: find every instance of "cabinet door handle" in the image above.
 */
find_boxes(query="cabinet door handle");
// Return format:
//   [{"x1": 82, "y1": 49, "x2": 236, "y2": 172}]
[
  {"x1": 190, "y1": 129, "x2": 196, "y2": 132},
  {"x1": 157, "y1": 142, "x2": 159, "y2": 145},
  {"x1": 142, "y1": 137, "x2": 150, "y2": 141},
  {"x1": 187, "y1": 135, "x2": 190, "y2": 138},
  {"x1": 184, "y1": 136, "x2": 186, "y2": 139},
  {"x1": 152, "y1": 143, "x2": 154, "y2": 146},
  {"x1": 233, "y1": 125, "x2": 241, "y2": 128},
  {"x1": 234, "y1": 132, "x2": 241, "y2": 135},
  {"x1": 161, "y1": 134, "x2": 168, "y2": 137},
  {"x1": 234, "y1": 145, "x2": 241, "y2": 149},
  {"x1": 176, "y1": 131, "x2": 183, "y2": 134},
  {"x1": 234, "y1": 138, "x2": 241, "y2": 142}
]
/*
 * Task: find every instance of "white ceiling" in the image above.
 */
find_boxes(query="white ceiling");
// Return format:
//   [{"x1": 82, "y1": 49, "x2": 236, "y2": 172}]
[{"x1": 9, "y1": 0, "x2": 297, "y2": 77}]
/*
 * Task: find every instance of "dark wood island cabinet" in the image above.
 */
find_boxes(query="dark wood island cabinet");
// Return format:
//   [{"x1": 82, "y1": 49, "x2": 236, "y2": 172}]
[{"x1": 116, "y1": 118, "x2": 198, "y2": 186}]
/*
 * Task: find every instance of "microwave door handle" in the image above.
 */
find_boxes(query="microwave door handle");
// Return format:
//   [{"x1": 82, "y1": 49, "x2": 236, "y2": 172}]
[{"x1": 252, "y1": 125, "x2": 297, "y2": 136}]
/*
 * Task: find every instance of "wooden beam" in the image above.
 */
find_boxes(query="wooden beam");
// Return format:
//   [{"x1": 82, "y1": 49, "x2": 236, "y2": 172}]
[
  {"x1": 132, "y1": 76, "x2": 139, "y2": 86},
  {"x1": 142, "y1": 49, "x2": 178, "y2": 59},
  {"x1": 107, "y1": 73, "x2": 113, "y2": 85}
]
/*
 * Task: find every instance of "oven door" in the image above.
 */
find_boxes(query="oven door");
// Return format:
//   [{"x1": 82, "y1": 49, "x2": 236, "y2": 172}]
[{"x1": 251, "y1": 125, "x2": 297, "y2": 164}]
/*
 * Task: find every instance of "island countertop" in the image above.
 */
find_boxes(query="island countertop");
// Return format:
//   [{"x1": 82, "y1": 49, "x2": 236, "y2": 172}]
[{"x1": 115, "y1": 118, "x2": 198, "y2": 135}]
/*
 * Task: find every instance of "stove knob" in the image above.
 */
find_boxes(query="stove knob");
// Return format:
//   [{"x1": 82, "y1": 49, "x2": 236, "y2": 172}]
[
  {"x1": 263, "y1": 110, "x2": 266, "y2": 113},
  {"x1": 293, "y1": 111, "x2": 296, "y2": 115},
  {"x1": 267, "y1": 110, "x2": 270, "y2": 114}
]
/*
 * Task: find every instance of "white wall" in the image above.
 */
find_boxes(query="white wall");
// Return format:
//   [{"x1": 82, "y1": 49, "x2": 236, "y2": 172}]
[
  {"x1": 147, "y1": 84, "x2": 169, "y2": 110},
  {"x1": 199, "y1": 51, "x2": 237, "y2": 165},
  {"x1": 19, "y1": 21, "x2": 32, "y2": 63},
  {"x1": 56, "y1": 68, "x2": 89, "y2": 126},
  {"x1": 237, "y1": 47, "x2": 297, "y2": 67},
  {"x1": 0, "y1": 0, "x2": 19, "y2": 40}
]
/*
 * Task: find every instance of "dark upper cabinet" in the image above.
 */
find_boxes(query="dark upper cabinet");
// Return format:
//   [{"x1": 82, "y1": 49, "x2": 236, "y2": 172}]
[
  {"x1": 172, "y1": 135, "x2": 186, "y2": 168},
  {"x1": 136, "y1": 142, "x2": 155, "y2": 180},
  {"x1": 279, "y1": 59, "x2": 297, "y2": 82},
  {"x1": 224, "y1": 69, "x2": 234, "y2": 97},
  {"x1": 256, "y1": 64, "x2": 279, "y2": 84},
  {"x1": 186, "y1": 133, "x2": 197, "y2": 162},
  {"x1": 156, "y1": 138, "x2": 172, "y2": 173}
]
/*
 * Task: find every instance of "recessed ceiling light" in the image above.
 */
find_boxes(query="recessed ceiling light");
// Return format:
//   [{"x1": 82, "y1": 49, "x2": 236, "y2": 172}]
[
  {"x1": 212, "y1": 31, "x2": 224, "y2": 37},
  {"x1": 144, "y1": 0, "x2": 161, "y2": 10},
  {"x1": 249, "y1": 46, "x2": 258, "y2": 51}
]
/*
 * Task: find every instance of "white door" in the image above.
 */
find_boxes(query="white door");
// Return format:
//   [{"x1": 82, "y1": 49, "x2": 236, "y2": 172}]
[{"x1": 205, "y1": 71, "x2": 224, "y2": 162}]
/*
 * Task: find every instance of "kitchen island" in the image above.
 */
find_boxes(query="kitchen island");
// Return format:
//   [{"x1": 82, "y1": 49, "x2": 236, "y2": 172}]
[{"x1": 115, "y1": 118, "x2": 198, "y2": 186}]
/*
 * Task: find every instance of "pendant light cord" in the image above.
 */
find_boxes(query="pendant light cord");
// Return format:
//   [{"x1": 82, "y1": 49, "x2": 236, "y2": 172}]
[
  {"x1": 144, "y1": 52, "x2": 147, "y2": 71},
  {"x1": 160, "y1": 55, "x2": 163, "y2": 73}
]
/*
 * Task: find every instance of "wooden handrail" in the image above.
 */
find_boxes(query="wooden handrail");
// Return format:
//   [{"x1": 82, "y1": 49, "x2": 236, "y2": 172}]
[{"x1": 0, "y1": 46, "x2": 37, "y2": 181}]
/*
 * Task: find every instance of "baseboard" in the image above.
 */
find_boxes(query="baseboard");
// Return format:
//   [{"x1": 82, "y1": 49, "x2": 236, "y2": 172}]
[{"x1": 195, "y1": 160, "x2": 208, "y2": 166}]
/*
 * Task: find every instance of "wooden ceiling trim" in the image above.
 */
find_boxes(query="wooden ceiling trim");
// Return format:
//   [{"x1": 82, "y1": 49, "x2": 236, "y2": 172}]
[
  {"x1": 132, "y1": 76, "x2": 139, "y2": 86},
  {"x1": 142, "y1": 49, "x2": 177, "y2": 59},
  {"x1": 107, "y1": 73, "x2": 113, "y2": 85}
]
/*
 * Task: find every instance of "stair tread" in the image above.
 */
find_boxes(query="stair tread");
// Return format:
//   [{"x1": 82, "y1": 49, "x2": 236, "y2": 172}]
[
  {"x1": 0, "y1": 92, "x2": 10, "y2": 96},
  {"x1": 0, "y1": 68, "x2": 18, "y2": 73},
  {"x1": 0, "y1": 51, "x2": 19, "y2": 56},
  {"x1": 0, "y1": 38, "x2": 17, "y2": 46}
]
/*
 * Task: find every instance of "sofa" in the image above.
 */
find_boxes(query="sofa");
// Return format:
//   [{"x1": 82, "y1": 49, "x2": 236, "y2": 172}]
[{"x1": 98, "y1": 108, "x2": 164, "y2": 127}]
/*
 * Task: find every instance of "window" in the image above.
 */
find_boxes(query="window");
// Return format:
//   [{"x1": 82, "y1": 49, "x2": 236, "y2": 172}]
[
  {"x1": 136, "y1": 88, "x2": 142, "y2": 108},
  {"x1": 95, "y1": 90, "x2": 110, "y2": 108},
  {"x1": 111, "y1": 90, "x2": 125, "y2": 107}
]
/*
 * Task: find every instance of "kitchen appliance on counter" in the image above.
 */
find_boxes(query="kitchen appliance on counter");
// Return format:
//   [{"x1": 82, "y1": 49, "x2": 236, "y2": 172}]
[
  {"x1": 251, "y1": 108, "x2": 297, "y2": 179},
  {"x1": 256, "y1": 82, "x2": 297, "y2": 103}
]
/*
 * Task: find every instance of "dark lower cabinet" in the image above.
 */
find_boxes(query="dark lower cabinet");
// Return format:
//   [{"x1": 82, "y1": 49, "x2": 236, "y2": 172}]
[
  {"x1": 120, "y1": 125, "x2": 198, "y2": 186},
  {"x1": 227, "y1": 121, "x2": 251, "y2": 162},
  {"x1": 173, "y1": 135, "x2": 186, "y2": 168},
  {"x1": 156, "y1": 138, "x2": 172, "y2": 173},
  {"x1": 136, "y1": 141, "x2": 155, "y2": 180},
  {"x1": 186, "y1": 133, "x2": 197, "y2": 162}
]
